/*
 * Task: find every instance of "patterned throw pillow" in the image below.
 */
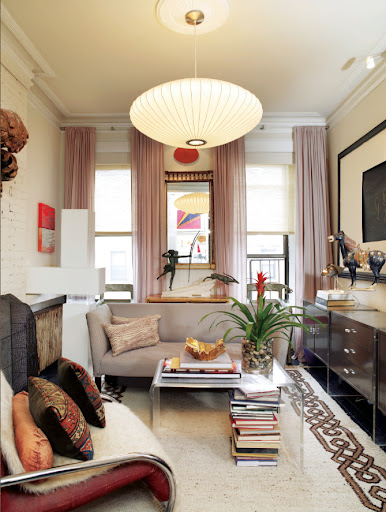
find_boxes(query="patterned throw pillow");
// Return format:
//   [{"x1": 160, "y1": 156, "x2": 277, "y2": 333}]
[
  {"x1": 103, "y1": 314, "x2": 161, "y2": 356},
  {"x1": 58, "y1": 357, "x2": 106, "y2": 428},
  {"x1": 28, "y1": 377, "x2": 93, "y2": 461},
  {"x1": 12, "y1": 391, "x2": 54, "y2": 474}
]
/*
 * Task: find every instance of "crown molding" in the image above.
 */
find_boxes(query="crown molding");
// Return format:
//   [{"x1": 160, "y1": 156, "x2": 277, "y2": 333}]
[
  {"x1": 1, "y1": 37, "x2": 34, "y2": 89},
  {"x1": 28, "y1": 90, "x2": 62, "y2": 130},
  {"x1": 33, "y1": 77, "x2": 70, "y2": 117},
  {"x1": 1, "y1": 6, "x2": 55, "y2": 78},
  {"x1": 327, "y1": 61, "x2": 386, "y2": 129}
]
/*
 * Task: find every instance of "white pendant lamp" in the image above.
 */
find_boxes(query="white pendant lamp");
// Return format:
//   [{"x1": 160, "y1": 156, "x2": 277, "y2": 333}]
[
  {"x1": 174, "y1": 192, "x2": 210, "y2": 214},
  {"x1": 130, "y1": 6, "x2": 263, "y2": 149}
]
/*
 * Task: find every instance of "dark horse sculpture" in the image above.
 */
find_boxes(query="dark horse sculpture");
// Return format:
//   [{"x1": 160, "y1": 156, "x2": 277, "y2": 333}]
[{"x1": 328, "y1": 231, "x2": 386, "y2": 288}]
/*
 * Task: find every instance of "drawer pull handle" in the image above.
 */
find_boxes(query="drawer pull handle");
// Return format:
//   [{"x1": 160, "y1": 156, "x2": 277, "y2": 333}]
[
  {"x1": 343, "y1": 368, "x2": 356, "y2": 375},
  {"x1": 344, "y1": 368, "x2": 349, "y2": 374},
  {"x1": 350, "y1": 348, "x2": 356, "y2": 354},
  {"x1": 351, "y1": 329, "x2": 357, "y2": 334},
  {"x1": 344, "y1": 348, "x2": 349, "y2": 353},
  {"x1": 350, "y1": 369, "x2": 356, "y2": 374},
  {"x1": 345, "y1": 329, "x2": 350, "y2": 333}
]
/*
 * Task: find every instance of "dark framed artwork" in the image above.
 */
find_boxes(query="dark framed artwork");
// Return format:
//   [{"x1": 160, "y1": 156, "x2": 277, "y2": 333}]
[
  {"x1": 362, "y1": 161, "x2": 386, "y2": 243},
  {"x1": 338, "y1": 119, "x2": 386, "y2": 283}
]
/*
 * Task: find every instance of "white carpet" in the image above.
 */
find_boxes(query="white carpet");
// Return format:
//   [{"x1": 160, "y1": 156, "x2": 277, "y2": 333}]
[{"x1": 75, "y1": 368, "x2": 386, "y2": 512}]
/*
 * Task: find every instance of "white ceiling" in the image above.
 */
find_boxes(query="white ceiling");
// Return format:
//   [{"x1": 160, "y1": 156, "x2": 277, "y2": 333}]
[{"x1": 2, "y1": 0, "x2": 386, "y2": 120}]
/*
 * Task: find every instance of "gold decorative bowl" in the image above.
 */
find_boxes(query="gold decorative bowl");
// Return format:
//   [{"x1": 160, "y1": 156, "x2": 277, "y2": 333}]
[{"x1": 184, "y1": 337, "x2": 226, "y2": 361}]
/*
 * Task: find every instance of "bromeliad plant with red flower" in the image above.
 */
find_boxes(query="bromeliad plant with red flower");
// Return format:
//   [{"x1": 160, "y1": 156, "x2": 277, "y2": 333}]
[{"x1": 200, "y1": 271, "x2": 322, "y2": 373}]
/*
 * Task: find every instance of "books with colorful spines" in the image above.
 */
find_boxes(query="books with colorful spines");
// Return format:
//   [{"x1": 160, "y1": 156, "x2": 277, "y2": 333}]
[
  {"x1": 237, "y1": 424, "x2": 279, "y2": 434},
  {"x1": 231, "y1": 413, "x2": 279, "y2": 427},
  {"x1": 231, "y1": 436, "x2": 279, "y2": 457},
  {"x1": 162, "y1": 358, "x2": 241, "y2": 379},
  {"x1": 316, "y1": 290, "x2": 352, "y2": 301},
  {"x1": 233, "y1": 386, "x2": 280, "y2": 400},
  {"x1": 179, "y1": 350, "x2": 233, "y2": 369},
  {"x1": 233, "y1": 436, "x2": 280, "y2": 450},
  {"x1": 229, "y1": 390, "x2": 281, "y2": 407},
  {"x1": 234, "y1": 426, "x2": 280, "y2": 441},
  {"x1": 315, "y1": 296, "x2": 355, "y2": 307}
]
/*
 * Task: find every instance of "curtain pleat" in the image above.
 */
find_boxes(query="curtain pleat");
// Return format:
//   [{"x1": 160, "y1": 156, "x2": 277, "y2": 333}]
[
  {"x1": 64, "y1": 127, "x2": 96, "y2": 210},
  {"x1": 294, "y1": 126, "x2": 332, "y2": 360},
  {"x1": 213, "y1": 137, "x2": 247, "y2": 302},
  {"x1": 131, "y1": 128, "x2": 165, "y2": 303}
]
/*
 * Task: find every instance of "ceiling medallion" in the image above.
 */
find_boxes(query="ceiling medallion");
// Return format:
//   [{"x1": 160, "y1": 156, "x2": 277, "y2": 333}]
[{"x1": 156, "y1": 0, "x2": 229, "y2": 35}]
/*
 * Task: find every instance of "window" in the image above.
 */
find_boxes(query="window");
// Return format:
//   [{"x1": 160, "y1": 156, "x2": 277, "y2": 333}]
[
  {"x1": 246, "y1": 165, "x2": 295, "y2": 301},
  {"x1": 95, "y1": 167, "x2": 132, "y2": 301}
]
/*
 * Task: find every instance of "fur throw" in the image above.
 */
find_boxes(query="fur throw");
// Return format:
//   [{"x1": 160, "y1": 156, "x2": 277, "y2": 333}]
[{"x1": 1, "y1": 372, "x2": 173, "y2": 494}]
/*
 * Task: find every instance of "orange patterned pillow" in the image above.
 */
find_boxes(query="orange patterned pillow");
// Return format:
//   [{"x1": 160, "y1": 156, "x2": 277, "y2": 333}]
[{"x1": 12, "y1": 391, "x2": 54, "y2": 474}]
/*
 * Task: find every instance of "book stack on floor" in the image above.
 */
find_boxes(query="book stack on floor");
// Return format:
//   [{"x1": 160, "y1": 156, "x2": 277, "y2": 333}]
[
  {"x1": 162, "y1": 351, "x2": 241, "y2": 379},
  {"x1": 315, "y1": 290, "x2": 355, "y2": 310},
  {"x1": 230, "y1": 385, "x2": 281, "y2": 466}
]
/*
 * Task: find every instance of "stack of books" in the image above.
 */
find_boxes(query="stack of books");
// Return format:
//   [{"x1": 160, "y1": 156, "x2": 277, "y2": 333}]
[
  {"x1": 230, "y1": 385, "x2": 281, "y2": 466},
  {"x1": 315, "y1": 290, "x2": 355, "y2": 310},
  {"x1": 161, "y1": 351, "x2": 241, "y2": 379}
]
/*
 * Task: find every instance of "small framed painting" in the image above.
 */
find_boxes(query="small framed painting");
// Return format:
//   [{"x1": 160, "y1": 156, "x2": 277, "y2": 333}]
[{"x1": 38, "y1": 203, "x2": 55, "y2": 253}]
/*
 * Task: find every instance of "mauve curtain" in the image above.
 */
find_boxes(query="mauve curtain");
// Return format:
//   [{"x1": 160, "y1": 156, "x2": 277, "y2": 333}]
[
  {"x1": 131, "y1": 128, "x2": 165, "y2": 303},
  {"x1": 293, "y1": 126, "x2": 332, "y2": 360},
  {"x1": 64, "y1": 127, "x2": 96, "y2": 209},
  {"x1": 213, "y1": 137, "x2": 247, "y2": 302}
]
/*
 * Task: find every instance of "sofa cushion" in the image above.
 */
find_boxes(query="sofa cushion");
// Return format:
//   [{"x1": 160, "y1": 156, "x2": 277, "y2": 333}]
[
  {"x1": 12, "y1": 391, "x2": 54, "y2": 474},
  {"x1": 103, "y1": 315, "x2": 161, "y2": 356},
  {"x1": 28, "y1": 377, "x2": 94, "y2": 461},
  {"x1": 58, "y1": 357, "x2": 106, "y2": 428}
]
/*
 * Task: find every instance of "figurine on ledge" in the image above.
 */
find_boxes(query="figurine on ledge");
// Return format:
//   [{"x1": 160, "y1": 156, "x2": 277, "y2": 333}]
[{"x1": 157, "y1": 249, "x2": 190, "y2": 290}]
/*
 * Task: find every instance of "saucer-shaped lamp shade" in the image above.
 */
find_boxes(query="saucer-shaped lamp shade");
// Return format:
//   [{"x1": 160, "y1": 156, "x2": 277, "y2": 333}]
[
  {"x1": 174, "y1": 192, "x2": 210, "y2": 214},
  {"x1": 130, "y1": 78, "x2": 263, "y2": 149}
]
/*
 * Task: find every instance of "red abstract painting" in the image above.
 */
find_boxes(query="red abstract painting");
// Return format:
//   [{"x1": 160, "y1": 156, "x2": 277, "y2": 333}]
[{"x1": 38, "y1": 203, "x2": 55, "y2": 253}]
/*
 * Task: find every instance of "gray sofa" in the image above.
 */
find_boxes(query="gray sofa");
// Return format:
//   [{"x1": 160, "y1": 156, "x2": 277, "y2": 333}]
[{"x1": 86, "y1": 302, "x2": 288, "y2": 385}]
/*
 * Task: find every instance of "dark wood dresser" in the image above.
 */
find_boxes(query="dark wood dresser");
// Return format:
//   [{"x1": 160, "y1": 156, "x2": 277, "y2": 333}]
[
  {"x1": 378, "y1": 329, "x2": 386, "y2": 416},
  {"x1": 303, "y1": 300, "x2": 386, "y2": 443}
]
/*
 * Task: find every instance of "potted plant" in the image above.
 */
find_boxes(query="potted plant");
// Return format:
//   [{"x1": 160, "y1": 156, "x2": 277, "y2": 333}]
[{"x1": 200, "y1": 271, "x2": 323, "y2": 374}]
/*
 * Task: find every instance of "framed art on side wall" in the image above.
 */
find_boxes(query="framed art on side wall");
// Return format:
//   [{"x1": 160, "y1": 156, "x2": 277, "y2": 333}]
[
  {"x1": 38, "y1": 203, "x2": 55, "y2": 253},
  {"x1": 338, "y1": 120, "x2": 386, "y2": 283}
]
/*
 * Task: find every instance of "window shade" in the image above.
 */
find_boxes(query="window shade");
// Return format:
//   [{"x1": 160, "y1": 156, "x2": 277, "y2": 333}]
[{"x1": 246, "y1": 165, "x2": 295, "y2": 234}]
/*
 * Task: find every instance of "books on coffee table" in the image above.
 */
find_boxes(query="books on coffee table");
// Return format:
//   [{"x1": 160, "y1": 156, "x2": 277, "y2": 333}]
[
  {"x1": 161, "y1": 358, "x2": 241, "y2": 379},
  {"x1": 180, "y1": 350, "x2": 233, "y2": 369}
]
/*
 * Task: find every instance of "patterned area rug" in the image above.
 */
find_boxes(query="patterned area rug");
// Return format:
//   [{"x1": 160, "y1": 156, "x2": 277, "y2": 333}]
[
  {"x1": 101, "y1": 382, "x2": 126, "y2": 403},
  {"x1": 287, "y1": 368, "x2": 386, "y2": 512},
  {"x1": 77, "y1": 367, "x2": 386, "y2": 512}
]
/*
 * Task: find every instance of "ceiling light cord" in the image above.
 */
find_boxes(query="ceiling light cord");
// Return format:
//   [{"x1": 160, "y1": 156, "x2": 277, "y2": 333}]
[{"x1": 194, "y1": 19, "x2": 197, "y2": 79}]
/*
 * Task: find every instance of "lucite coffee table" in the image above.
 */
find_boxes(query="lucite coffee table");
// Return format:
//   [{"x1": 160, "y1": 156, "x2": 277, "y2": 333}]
[{"x1": 150, "y1": 358, "x2": 304, "y2": 469}]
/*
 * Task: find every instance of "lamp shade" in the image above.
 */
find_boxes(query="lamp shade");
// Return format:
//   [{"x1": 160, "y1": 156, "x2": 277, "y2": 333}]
[
  {"x1": 130, "y1": 78, "x2": 263, "y2": 149},
  {"x1": 174, "y1": 192, "x2": 210, "y2": 214}
]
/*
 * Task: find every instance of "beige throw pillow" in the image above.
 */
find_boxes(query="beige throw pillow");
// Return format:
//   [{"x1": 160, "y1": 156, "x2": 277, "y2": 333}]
[
  {"x1": 103, "y1": 315, "x2": 161, "y2": 356},
  {"x1": 111, "y1": 314, "x2": 158, "y2": 325}
]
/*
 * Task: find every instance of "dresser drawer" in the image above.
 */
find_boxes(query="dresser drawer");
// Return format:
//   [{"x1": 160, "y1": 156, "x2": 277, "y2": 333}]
[
  {"x1": 330, "y1": 353, "x2": 373, "y2": 399},
  {"x1": 331, "y1": 314, "x2": 374, "y2": 352},
  {"x1": 331, "y1": 337, "x2": 373, "y2": 374}
]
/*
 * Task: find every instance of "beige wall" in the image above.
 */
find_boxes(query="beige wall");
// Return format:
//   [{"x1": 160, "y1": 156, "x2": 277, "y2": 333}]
[
  {"x1": 327, "y1": 79, "x2": 386, "y2": 311},
  {"x1": 26, "y1": 102, "x2": 63, "y2": 269}
]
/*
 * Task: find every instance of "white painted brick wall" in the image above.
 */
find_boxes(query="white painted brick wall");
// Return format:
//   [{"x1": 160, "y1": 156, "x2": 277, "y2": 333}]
[{"x1": 1, "y1": 66, "x2": 29, "y2": 299}]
